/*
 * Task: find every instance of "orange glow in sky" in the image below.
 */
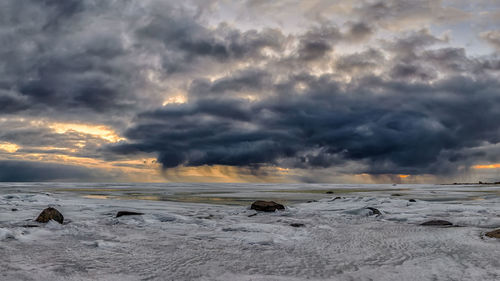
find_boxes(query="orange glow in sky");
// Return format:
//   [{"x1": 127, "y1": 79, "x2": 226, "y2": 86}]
[
  {"x1": 473, "y1": 164, "x2": 500, "y2": 169},
  {"x1": 49, "y1": 122, "x2": 125, "y2": 143},
  {"x1": 162, "y1": 165, "x2": 293, "y2": 183}
]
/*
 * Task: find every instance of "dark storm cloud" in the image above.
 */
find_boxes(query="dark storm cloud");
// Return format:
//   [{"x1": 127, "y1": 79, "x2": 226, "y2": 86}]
[
  {"x1": 344, "y1": 22, "x2": 374, "y2": 43},
  {"x1": 296, "y1": 25, "x2": 340, "y2": 61},
  {"x1": 335, "y1": 49, "x2": 384, "y2": 74},
  {"x1": 295, "y1": 22, "x2": 374, "y2": 61},
  {"x1": 389, "y1": 63, "x2": 436, "y2": 81},
  {"x1": 1, "y1": 0, "x2": 499, "y2": 181},
  {"x1": 420, "y1": 48, "x2": 470, "y2": 73},
  {"x1": 0, "y1": 160, "x2": 110, "y2": 182},
  {"x1": 353, "y1": 0, "x2": 468, "y2": 28},
  {"x1": 382, "y1": 30, "x2": 457, "y2": 81},
  {"x1": 0, "y1": 0, "x2": 143, "y2": 118},
  {"x1": 189, "y1": 69, "x2": 274, "y2": 102},
  {"x1": 136, "y1": 7, "x2": 288, "y2": 72},
  {"x1": 384, "y1": 29, "x2": 448, "y2": 57},
  {"x1": 107, "y1": 27, "x2": 500, "y2": 176},
  {"x1": 0, "y1": 0, "x2": 290, "y2": 121},
  {"x1": 110, "y1": 67, "x2": 500, "y2": 175},
  {"x1": 0, "y1": 90, "x2": 29, "y2": 113}
]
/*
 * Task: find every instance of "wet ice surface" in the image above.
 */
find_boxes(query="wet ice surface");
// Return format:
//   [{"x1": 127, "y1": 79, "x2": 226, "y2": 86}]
[{"x1": 1, "y1": 183, "x2": 500, "y2": 281}]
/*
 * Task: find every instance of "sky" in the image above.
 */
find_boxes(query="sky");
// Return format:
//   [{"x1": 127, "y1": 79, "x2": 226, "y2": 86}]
[{"x1": 1, "y1": 0, "x2": 500, "y2": 183}]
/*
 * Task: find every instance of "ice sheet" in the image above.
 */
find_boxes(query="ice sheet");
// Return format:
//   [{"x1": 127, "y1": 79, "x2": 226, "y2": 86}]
[{"x1": 1, "y1": 183, "x2": 500, "y2": 280}]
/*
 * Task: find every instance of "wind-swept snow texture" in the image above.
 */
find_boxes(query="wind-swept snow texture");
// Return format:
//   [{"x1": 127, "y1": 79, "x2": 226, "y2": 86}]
[{"x1": 1, "y1": 183, "x2": 500, "y2": 280}]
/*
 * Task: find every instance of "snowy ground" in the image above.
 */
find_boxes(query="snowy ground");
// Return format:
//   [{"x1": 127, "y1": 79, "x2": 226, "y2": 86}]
[{"x1": 1, "y1": 183, "x2": 500, "y2": 281}]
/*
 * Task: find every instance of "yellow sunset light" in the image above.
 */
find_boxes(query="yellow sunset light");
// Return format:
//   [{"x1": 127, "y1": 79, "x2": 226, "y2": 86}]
[
  {"x1": 49, "y1": 123, "x2": 125, "y2": 143},
  {"x1": 162, "y1": 95, "x2": 187, "y2": 106},
  {"x1": 163, "y1": 165, "x2": 291, "y2": 183},
  {"x1": 0, "y1": 142, "x2": 20, "y2": 153}
]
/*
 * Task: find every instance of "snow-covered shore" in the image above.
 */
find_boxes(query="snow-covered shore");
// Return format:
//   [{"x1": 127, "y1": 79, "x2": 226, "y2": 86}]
[{"x1": 1, "y1": 183, "x2": 500, "y2": 281}]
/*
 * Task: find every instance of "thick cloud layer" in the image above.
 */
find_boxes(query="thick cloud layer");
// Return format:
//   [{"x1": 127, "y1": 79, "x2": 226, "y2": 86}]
[
  {"x1": 0, "y1": 160, "x2": 111, "y2": 182},
  {"x1": 110, "y1": 27, "x2": 500, "y2": 177},
  {"x1": 112, "y1": 71, "x2": 500, "y2": 175},
  {"x1": 1, "y1": 0, "x2": 499, "y2": 182}
]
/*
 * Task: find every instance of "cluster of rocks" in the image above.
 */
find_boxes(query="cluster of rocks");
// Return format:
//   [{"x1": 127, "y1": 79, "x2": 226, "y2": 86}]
[
  {"x1": 26, "y1": 199, "x2": 500, "y2": 239},
  {"x1": 417, "y1": 220, "x2": 500, "y2": 239},
  {"x1": 247, "y1": 199, "x2": 500, "y2": 238},
  {"x1": 30, "y1": 207, "x2": 144, "y2": 226}
]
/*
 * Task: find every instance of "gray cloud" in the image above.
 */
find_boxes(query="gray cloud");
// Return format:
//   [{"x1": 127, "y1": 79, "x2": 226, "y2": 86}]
[
  {"x1": 354, "y1": 0, "x2": 469, "y2": 29},
  {"x1": 0, "y1": 0, "x2": 147, "y2": 121},
  {"x1": 0, "y1": 0, "x2": 498, "y2": 182},
  {"x1": 481, "y1": 30, "x2": 500, "y2": 51},
  {"x1": 0, "y1": 160, "x2": 112, "y2": 182},
  {"x1": 110, "y1": 68, "x2": 500, "y2": 176}
]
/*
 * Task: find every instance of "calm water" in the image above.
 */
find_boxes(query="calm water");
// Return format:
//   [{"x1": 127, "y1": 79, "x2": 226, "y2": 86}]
[{"x1": 1, "y1": 182, "x2": 499, "y2": 206}]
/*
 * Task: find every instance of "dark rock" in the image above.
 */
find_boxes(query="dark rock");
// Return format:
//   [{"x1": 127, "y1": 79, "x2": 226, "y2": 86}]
[
  {"x1": 22, "y1": 224, "x2": 40, "y2": 228},
  {"x1": 250, "y1": 201, "x2": 285, "y2": 212},
  {"x1": 306, "y1": 200, "x2": 318, "y2": 203},
  {"x1": 247, "y1": 213, "x2": 258, "y2": 217},
  {"x1": 331, "y1": 196, "x2": 342, "y2": 201},
  {"x1": 420, "y1": 220, "x2": 453, "y2": 226},
  {"x1": 485, "y1": 229, "x2": 500, "y2": 238},
  {"x1": 11, "y1": 208, "x2": 18, "y2": 211},
  {"x1": 35, "y1": 207, "x2": 64, "y2": 224},
  {"x1": 116, "y1": 211, "x2": 144, "y2": 218},
  {"x1": 197, "y1": 214, "x2": 214, "y2": 219},
  {"x1": 391, "y1": 193, "x2": 403, "y2": 196},
  {"x1": 409, "y1": 199, "x2": 416, "y2": 202},
  {"x1": 290, "y1": 223, "x2": 305, "y2": 227},
  {"x1": 325, "y1": 191, "x2": 334, "y2": 194},
  {"x1": 366, "y1": 207, "x2": 381, "y2": 216}
]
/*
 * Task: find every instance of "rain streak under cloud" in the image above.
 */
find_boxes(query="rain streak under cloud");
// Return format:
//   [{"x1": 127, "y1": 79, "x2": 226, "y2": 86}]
[{"x1": 1, "y1": 0, "x2": 500, "y2": 183}]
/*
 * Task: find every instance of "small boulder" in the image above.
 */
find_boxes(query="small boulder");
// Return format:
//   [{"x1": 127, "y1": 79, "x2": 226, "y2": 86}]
[
  {"x1": 391, "y1": 193, "x2": 403, "y2": 196},
  {"x1": 420, "y1": 220, "x2": 453, "y2": 226},
  {"x1": 485, "y1": 229, "x2": 500, "y2": 238},
  {"x1": 409, "y1": 199, "x2": 416, "y2": 202},
  {"x1": 35, "y1": 207, "x2": 64, "y2": 224},
  {"x1": 290, "y1": 223, "x2": 305, "y2": 228},
  {"x1": 116, "y1": 211, "x2": 144, "y2": 218},
  {"x1": 366, "y1": 207, "x2": 382, "y2": 216},
  {"x1": 250, "y1": 201, "x2": 285, "y2": 212},
  {"x1": 22, "y1": 224, "x2": 40, "y2": 228},
  {"x1": 11, "y1": 208, "x2": 18, "y2": 212},
  {"x1": 325, "y1": 191, "x2": 334, "y2": 194}
]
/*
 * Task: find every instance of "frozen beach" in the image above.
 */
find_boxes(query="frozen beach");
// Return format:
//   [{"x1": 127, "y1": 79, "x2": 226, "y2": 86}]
[{"x1": 1, "y1": 183, "x2": 500, "y2": 281}]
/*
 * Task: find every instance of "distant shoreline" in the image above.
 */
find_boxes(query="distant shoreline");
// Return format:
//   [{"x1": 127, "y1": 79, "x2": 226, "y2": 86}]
[{"x1": 444, "y1": 181, "x2": 500, "y2": 185}]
